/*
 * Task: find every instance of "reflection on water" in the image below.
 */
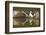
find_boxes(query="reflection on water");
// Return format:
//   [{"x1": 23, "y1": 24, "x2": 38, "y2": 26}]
[{"x1": 13, "y1": 11, "x2": 40, "y2": 27}]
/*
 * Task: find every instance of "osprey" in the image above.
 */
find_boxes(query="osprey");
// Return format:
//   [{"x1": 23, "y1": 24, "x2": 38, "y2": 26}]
[{"x1": 13, "y1": 10, "x2": 39, "y2": 26}]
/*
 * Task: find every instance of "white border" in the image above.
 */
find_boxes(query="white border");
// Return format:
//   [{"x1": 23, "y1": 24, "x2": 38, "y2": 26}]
[{"x1": 9, "y1": 3, "x2": 44, "y2": 32}]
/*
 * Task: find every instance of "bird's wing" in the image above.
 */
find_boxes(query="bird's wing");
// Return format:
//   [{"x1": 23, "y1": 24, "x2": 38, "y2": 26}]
[{"x1": 29, "y1": 12, "x2": 33, "y2": 17}]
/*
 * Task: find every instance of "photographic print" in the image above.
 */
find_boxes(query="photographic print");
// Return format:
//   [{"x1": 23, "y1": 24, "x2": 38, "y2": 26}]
[
  {"x1": 5, "y1": 1, "x2": 45, "y2": 34},
  {"x1": 13, "y1": 7, "x2": 40, "y2": 28}
]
